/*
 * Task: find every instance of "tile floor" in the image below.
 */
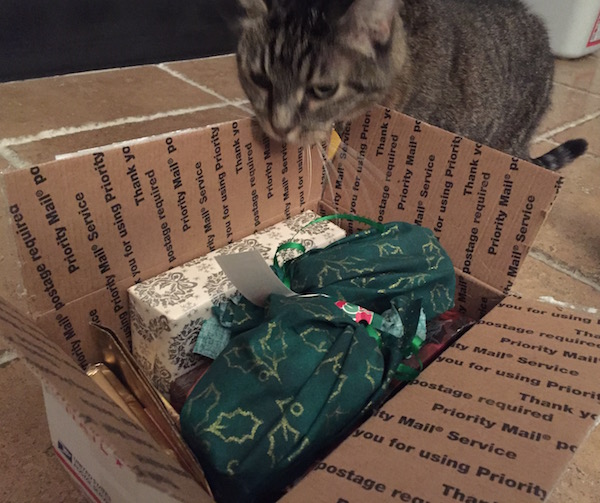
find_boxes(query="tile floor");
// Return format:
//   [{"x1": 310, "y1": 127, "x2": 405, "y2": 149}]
[{"x1": 1, "y1": 52, "x2": 599, "y2": 502}]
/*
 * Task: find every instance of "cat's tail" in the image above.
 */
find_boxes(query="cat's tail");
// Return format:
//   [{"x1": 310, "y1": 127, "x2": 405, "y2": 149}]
[{"x1": 531, "y1": 139, "x2": 588, "y2": 171}]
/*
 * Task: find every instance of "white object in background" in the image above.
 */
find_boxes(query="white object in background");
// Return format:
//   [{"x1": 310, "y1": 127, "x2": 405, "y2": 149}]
[{"x1": 523, "y1": 0, "x2": 600, "y2": 58}]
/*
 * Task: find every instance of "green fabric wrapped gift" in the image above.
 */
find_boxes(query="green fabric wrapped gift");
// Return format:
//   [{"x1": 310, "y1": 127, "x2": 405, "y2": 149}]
[
  {"x1": 181, "y1": 220, "x2": 456, "y2": 502},
  {"x1": 281, "y1": 221, "x2": 454, "y2": 317},
  {"x1": 182, "y1": 294, "x2": 424, "y2": 502},
  {"x1": 199, "y1": 221, "x2": 455, "y2": 342}
]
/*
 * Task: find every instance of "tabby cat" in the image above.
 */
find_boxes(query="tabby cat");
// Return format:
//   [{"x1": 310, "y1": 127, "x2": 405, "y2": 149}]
[{"x1": 236, "y1": 0, "x2": 587, "y2": 169}]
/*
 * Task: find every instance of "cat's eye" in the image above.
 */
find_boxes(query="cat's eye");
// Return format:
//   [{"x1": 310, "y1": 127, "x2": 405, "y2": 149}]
[
  {"x1": 308, "y1": 83, "x2": 339, "y2": 100},
  {"x1": 250, "y1": 71, "x2": 272, "y2": 90}
]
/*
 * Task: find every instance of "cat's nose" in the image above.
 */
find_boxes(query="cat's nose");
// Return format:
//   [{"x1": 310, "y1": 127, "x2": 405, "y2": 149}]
[
  {"x1": 271, "y1": 104, "x2": 295, "y2": 139},
  {"x1": 272, "y1": 124, "x2": 293, "y2": 138}
]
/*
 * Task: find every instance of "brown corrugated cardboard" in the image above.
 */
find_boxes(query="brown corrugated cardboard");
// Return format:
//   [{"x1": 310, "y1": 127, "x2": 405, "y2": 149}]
[
  {"x1": 323, "y1": 107, "x2": 561, "y2": 294},
  {"x1": 0, "y1": 107, "x2": 596, "y2": 502},
  {"x1": 0, "y1": 297, "x2": 207, "y2": 503},
  {"x1": 284, "y1": 295, "x2": 600, "y2": 502},
  {"x1": 0, "y1": 120, "x2": 323, "y2": 367}
]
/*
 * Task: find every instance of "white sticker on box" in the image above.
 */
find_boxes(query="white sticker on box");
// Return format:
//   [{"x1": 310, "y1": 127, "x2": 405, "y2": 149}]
[{"x1": 215, "y1": 251, "x2": 295, "y2": 306}]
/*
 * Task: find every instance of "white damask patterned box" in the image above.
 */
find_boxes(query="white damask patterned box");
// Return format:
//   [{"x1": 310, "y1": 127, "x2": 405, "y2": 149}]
[{"x1": 128, "y1": 210, "x2": 345, "y2": 399}]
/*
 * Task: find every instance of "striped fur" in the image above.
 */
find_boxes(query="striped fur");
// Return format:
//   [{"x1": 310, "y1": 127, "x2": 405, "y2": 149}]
[{"x1": 237, "y1": 0, "x2": 587, "y2": 169}]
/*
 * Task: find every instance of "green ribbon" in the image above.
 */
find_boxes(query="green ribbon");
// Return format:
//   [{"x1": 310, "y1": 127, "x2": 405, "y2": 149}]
[
  {"x1": 332, "y1": 298, "x2": 425, "y2": 378},
  {"x1": 396, "y1": 337, "x2": 424, "y2": 380},
  {"x1": 409, "y1": 334, "x2": 424, "y2": 354},
  {"x1": 273, "y1": 213, "x2": 384, "y2": 283},
  {"x1": 395, "y1": 363, "x2": 421, "y2": 381},
  {"x1": 272, "y1": 241, "x2": 306, "y2": 288},
  {"x1": 300, "y1": 213, "x2": 386, "y2": 233}
]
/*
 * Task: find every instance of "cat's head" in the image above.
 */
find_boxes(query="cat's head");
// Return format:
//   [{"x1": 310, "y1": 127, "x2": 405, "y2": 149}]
[{"x1": 237, "y1": 0, "x2": 403, "y2": 145}]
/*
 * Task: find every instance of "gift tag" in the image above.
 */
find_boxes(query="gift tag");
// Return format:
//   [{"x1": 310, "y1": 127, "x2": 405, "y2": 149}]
[{"x1": 215, "y1": 251, "x2": 295, "y2": 306}]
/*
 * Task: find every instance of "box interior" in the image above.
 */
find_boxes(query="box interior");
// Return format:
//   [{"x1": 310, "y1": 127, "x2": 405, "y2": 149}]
[{"x1": 1, "y1": 107, "x2": 598, "y2": 502}]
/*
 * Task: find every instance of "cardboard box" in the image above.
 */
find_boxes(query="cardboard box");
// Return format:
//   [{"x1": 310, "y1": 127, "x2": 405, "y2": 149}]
[
  {"x1": 128, "y1": 209, "x2": 345, "y2": 398},
  {"x1": 1, "y1": 107, "x2": 598, "y2": 502}
]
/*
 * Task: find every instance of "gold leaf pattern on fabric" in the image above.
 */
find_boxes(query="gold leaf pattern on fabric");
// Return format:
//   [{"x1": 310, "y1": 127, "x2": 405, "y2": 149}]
[
  {"x1": 223, "y1": 345, "x2": 259, "y2": 374},
  {"x1": 299, "y1": 326, "x2": 329, "y2": 353},
  {"x1": 384, "y1": 272, "x2": 429, "y2": 291},
  {"x1": 347, "y1": 336, "x2": 360, "y2": 356},
  {"x1": 286, "y1": 437, "x2": 310, "y2": 463},
  {"x1": 267, "y1": 417, "x2": 301, "y2": 467},
  {"x1": 315, "y1": 352, "x2": 344, "y2": 375},
  {"x1": 232, "y1": 301, "x2": 256, "y2": 326},
  {"x1": 207, "y1": 408, "x2": 263, "y2": 444},
  {"x1": 376, "y1": 242, "x2": 405, "y2": 256},
  {"x1": 256, "y1": 321, "x2": 288, "y2": 383},
  {"x1": 275, "y1": 397, "x2": 294, "y2": 412},
  {"x1": 187, "y1": 383, "x2": 222, "y2": 434},
  {"x1": 180, "y1": 222, "x2": 457, "y2": 503},
  {"x1": 365, "y1": 360, "x2": 384, "y2": 389},
  {"x1": 316, "y1": 256, "x2": 375, "y2": 287},
  {"x1": 300, "y1": 302, "x2": 336, "y2": 322},
  {"x1": 290, "y1": 402, "x2": 304, "y2": 417},
  {"x1": 423, "y1": 237, "x2": 446, "y2": 270},
  {"x1": 226, "y1": 459, "x2": 239, "y2": 476},
  {"x1": 327, "y1": 373, "x2": 349, "y2": 403},
  {"x1": 430, "y1": 284, "x2": 453, "y2": 313},
  {"x1": 324, "y1": 406, "x2": 347, "y2": 428},
  {"x1": 222, "y1": 321, "x2": 288, "y2": 383},
  {"x1": 349, "y1": 275, "x2": 381, "y2": 289}
]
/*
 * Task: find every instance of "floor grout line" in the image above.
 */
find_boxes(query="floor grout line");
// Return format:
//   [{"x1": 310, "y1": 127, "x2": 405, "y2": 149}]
[
  {"x1": 234, "y1": 102, "x2": 254, "y2": 115},
  {"x1": 156, "y1": 63, "x2": 234, "y2": 103},
  {"x1": 534, "y1": 109, "x2": 600, "y2": 142},
  {"x1": 529, "y1": 248, "x2": 600, "y2": 293},
  {"x1": 0, "y1": 101, "x2": 249, "y2": 148},
  {"x1": 156, "y1": 63, "x2": 255, "y2": 117},
  {"x1": 167, "y1": 52, "x2": 235, "y2": 64},
  {"x1": 0, "y1": 349, "x2": 18, "y2": 368},
  {"x1": 0, "y1": 146, "x2": 29, "y2": 168},
  {"x1": 553, "y1": 81, "x2": 600, "y2": 97}
]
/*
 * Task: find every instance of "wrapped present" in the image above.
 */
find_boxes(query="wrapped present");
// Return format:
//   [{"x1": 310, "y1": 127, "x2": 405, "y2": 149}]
[
  {"x1": 181, "y1": 220, "x2": 456, "y2": 502},
  {"x1": 204, "y1": 221, "x2": 456, "y2": 340},
  {"x1": 128, "y1": 210, "x2": 346, "y2": 399}
]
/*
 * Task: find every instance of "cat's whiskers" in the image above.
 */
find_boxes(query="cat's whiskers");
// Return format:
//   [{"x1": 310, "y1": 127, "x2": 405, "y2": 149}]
[
  {"x1": 316, "y1": 142, "x2": 338, "y2": 221},
  {"x1": 305, "y1": 142, "x2": 313, "y2": 207}
]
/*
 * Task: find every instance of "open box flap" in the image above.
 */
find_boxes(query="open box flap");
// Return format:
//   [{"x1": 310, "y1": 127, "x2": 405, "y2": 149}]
[
  {"x1": 325, "y1": 106, "x2": 562, "y2": 295},
  {"x1": 0, "y1": 118, "x2": 323, "y2": 366},
  {"x1": 0, "y1": 296, "x2": 209, "y2": 502},
  {"x1": 0, "y1": 108, "x2": 562, "y2": 369},
  {"x1": 453, "y1": 268, "x2": 505, "y2": 320},
  {"x1": 283, "y1": 295, "x2": 600, "y2": 502}
]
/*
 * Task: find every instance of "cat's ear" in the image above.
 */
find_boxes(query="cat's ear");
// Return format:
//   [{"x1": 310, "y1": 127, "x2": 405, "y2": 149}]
[
  {"x1": 337, "y1": 0, "x2": 401, "y2": 57},
  {"x1": 239, "y1": 0, "x2": 270, "y2": 18}
]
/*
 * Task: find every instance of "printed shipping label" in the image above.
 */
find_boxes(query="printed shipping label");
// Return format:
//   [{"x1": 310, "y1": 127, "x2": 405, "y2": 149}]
[{"x1": 54, "y1": 440, "x2": 112, "y2": 503}]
